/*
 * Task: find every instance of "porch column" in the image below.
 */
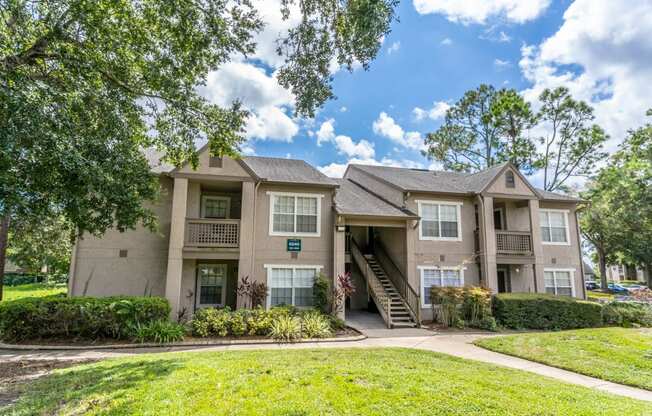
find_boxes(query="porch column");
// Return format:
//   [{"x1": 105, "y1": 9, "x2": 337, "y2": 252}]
[
  {"x1": 528, "y1": 199, "x2": 545, "y2": 292},
  {"x1": 237, "y1": 181, "x2": 256, "y2": 308},
  {"x1": 333, "y1": 215, "x2": 346, "y2": 320},
  {"x1": 482, "y1": 196, "x2": 498, "y2": 292},
  {"x1": 165, "y1": 177, "x2": 188, "y2": 318},
  {"x1": 405, "y1": 219, "x2": 419, "y2": 322}
]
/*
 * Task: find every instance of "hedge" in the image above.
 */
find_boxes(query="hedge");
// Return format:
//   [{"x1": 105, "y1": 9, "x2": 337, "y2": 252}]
[
  {"x1": 493, "y1": 293, "x2": 603, "y2": 330},
  {"x1": 0, "y1": 296, "x2": 170, "y2": 342}
]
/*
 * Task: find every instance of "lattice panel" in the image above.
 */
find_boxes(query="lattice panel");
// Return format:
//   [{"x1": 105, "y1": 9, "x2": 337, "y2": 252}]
[
  {"x1": 496, "y1": 232, "x2": 532, "y2": 254},
  {"x1": 186, "y1": 220, "x2": 239, "y2": 247}
]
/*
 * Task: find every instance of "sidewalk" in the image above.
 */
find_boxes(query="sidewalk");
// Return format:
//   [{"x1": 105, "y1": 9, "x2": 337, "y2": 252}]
[{"x1": 1, "y1": 333, "x2": 651, "y2": 403}]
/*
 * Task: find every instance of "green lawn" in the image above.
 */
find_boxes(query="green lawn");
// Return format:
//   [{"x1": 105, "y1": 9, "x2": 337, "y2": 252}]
[
  {"x1": 4, "y1": 348, "x2": 650, "y2": 415},
  {"x1": 2, "y1": 283, "x2": 67, "y2": 301},
  {"x1": 475, "y1": 328, "x2": 652, "y2": 391},
  {"x1": 587, "y1": 290, "x2": 614, "y2": 300}
]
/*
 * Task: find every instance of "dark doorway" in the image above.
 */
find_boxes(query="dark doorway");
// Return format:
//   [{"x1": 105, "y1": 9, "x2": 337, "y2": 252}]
[
  {"x1": 497, "y1": 269, "x2": 510, "y2": 293},
  {"x1": 367, "y1": 226, "x2": 375, "y2": 253},
  {"x1": 493, "y1": 209, "x2": 504, "y2": 230}
]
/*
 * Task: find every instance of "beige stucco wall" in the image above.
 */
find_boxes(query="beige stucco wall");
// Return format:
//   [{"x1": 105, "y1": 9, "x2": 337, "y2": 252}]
[
  {"x1": 176, "y1": 152, "x2": 251, "y2": 178},
  {"x1": 249, "y1": 184, "x2": 336, "y2": 290},
  {"x1": 69, "y1": 176, "x2": 173, "y2": 297},
  {"x1": 185, "y1": 181, "x2": 242, "y2": 219},
  {"x1": 485, "y1": 168, "x2": 536, "y2": 197},
  {"x1": 500, "y1": 201, "x2": 531, "y2": 231},
  {"x1": 539, "y1": 201, "x2": 584, "y2": 297}
]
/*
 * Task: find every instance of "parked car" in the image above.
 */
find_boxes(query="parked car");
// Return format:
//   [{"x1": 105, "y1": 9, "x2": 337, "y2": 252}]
[
  {"x1": 620, "y1": 282, "x2": 645, "y2": 291},
  {"x1": 585, "y1": 281, "x2": 600, "y2": 290},
  {"x1": 607, "y1": 283, "x2": 630, "y2": 294}
]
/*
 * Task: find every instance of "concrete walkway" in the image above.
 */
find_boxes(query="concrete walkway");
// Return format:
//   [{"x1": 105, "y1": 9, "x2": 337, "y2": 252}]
[{"x1": 1, "y1": 320, "x2": 651, "y2": 403}]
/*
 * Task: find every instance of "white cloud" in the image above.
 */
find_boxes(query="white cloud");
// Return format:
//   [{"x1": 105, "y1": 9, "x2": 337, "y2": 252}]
[
  {"x1": 249, "y1": 0, "x2": 301, "y2": 68},
  {"x1": 440, "y1": 38, "x2": 453, "y2": 46},
  {"x1": 493, "y1": 58, "x2": 511, "y2": 69},
  {"x1": 413, "y1": 0, "x2": 550, "y2": 24},
  {"x1": 340, "y1": 106, "x2": 348, "y2": 112},
  {"x1": 245, "y1": 106, "x2": 298, "y2": 142},
  {"x1": 413, "y1": 101, "x2": 450, "y2": 121},
  {"x1": 387, "y1": 41, "x2": 401, "y2": 55},
  {"x1": 318, "y1": 157, "x2": 424, "y2": 178},
  {"x1": 316, "y1": 119, "x2": 336, "y2": 146},
  {"x1": 498, "y1": 31, "x2": 511, "y2": 42},
  {"x1": 202, "y1": 62, "x2": 299, "y2": 142},
  {"x1": 373, "y1": 112, "x2": 427, "y2": 151},
  {"x1": 518, "y1": 0, "x2": 652, "y2": 151},
  {"x1": 334, "y1": 135, "x2": 375, "y2": 159}
]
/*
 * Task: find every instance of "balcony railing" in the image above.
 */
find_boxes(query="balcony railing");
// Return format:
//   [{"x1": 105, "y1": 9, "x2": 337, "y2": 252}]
[
  {"x1": 185, "y1": 218, "x2": 240, "y2": 248},
  {"x1": 496, "y1": 230, "x2": 532, "y2": 255}
]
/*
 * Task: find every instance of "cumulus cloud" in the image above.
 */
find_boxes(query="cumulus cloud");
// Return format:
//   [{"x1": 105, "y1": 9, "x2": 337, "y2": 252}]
[
  {"x1": 249, "y1": 0, "x2": 301, "y2": 68},
  {"x1": 318, "y1": 157, "x2": 425, "y2": 178},
  {"x1": 440, "y1": 38, "x2": 453, "y2": 46},
  {"x1": 493, "y1": 58, "x2": 511, "y2": 69},
  {"x1": 202, "y1": 62, "x2": 299, "y2": 142},
  {"x1": 518, "y1": 0, "x2": 652, "y2": 150},
  {"x1": 413, "y1": 101, "x2": 450, "y2": 121},
  {"x1": 316, "y1": 119, "x2": 336, "y2": 146},
  {"x1": 373, "y1": 112, "x2": 426, "y2": 150},
  {"x1": 333, "y1": 135, "x2": 375, "y2": 159},
  {"x1": 413, "y1": 0, "x2": 551, "y2": 24}
]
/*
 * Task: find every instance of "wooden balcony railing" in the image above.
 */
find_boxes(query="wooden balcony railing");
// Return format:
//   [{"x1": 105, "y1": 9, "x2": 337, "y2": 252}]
[
  {"x1": 496, "y1": 230, "x2": 532, "y2": 255},
  {"x1": 185, "y1": 218, "x2": 240, "y2": 248}
]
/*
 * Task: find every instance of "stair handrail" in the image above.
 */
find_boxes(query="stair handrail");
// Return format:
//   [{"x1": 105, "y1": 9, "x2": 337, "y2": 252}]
[
  {"x1": 374, "y1": 238, "x2": 421, "y2": 325},
  {"x1": 349, "y1": 237, "x2": 392, "y2": 328}
]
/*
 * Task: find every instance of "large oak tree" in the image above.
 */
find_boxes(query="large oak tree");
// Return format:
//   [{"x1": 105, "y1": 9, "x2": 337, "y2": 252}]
[{"x1": 0, "y1": 0, "x2": 398, "y2": 298}]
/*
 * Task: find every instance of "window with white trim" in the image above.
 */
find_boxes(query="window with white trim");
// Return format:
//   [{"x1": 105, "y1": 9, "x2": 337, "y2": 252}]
[
  {"x1": 544, "y1": 269, "x2": 574, "y2": 296},
  {"x1": 269, "y1": 193, "x2": 320, "y2": 236},
  {"x1": 418, "y1": 201, "x2": 462, "y2": 241},
  {"x1": 267, "y1": 266, "x2": 321, "y2": 307},
  {"x1": 202, "y1": 195, "x2": 230, "y2": 219},
  {"x1": 540, "y1": 210, "x2": 569, "y2": 244},
  {"x1": 419, "y1": 267, "x2": 464, "y2": 307}
]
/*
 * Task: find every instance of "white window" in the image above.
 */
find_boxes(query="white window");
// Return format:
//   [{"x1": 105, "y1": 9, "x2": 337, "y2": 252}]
[
  {"x1": 540, "y1": 209, "x2": 569, "y2": 245},
  {"x1": 196, "y1": 264, "x2": 227, "y2": 307},
  {"x1": 265, "y1": 265, "x2": 322, "y2": 307},
  {"x1": 418, "y1": 266, "x2": 464, "y2": 307},
  {"x1": 202, "y1": 196, "x2": 230, "y2": 219},
  {"x1": 417, "y1": 200, "x2": 462, "y2": 241},
  {"x1": 544, "y1": 269, "x2": 575, "y2": 296},
  {"x1": 268, "y1": 192, "x2": 322, "y2": 237}
]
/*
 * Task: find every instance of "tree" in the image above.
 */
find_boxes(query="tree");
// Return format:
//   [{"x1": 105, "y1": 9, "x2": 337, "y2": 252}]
[
  {"x1": 535, "y1": 87, "x2": 608, "y2": 192},
  {"x1": 581, "y1": 110, "x2": 652, "y2": 288},
  {"x1": 424, "y1": 85, "x2": 537, "y2": 173},
  {"x1": 7, "y1": 216, "x2": 73, "y2": 276},
  {"x1": 0, "y1": 0, "x2": 398, "y2": 299}
]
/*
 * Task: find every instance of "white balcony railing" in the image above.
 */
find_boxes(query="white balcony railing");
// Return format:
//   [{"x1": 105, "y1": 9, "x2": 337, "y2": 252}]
[
  {"x1": 185, "y1": 218, "x2": 240, "y2": 248},
  {"x1": 496, "y1": 230, "x2": 532, "y2": 255}
]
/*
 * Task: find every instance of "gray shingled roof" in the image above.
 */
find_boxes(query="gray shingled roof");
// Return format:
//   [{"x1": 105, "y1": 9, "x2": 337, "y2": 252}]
[
  {"x1": 334, "y1": 179, "x2": 416, "y2": 218},
  {"x1": 241, "y1": 156, "x2": 338, "y2": 187},
  {"x1": 350, "y1": 163, "x2": 579, "y2": 202}
]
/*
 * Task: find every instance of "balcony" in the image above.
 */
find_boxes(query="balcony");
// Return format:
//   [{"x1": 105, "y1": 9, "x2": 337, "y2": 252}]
[
  {"x1": 496, "y1": 230, "x2": 532, "y2": 256},
  {"x1": 185, "y1": 218, "x2": 240, "y2": 248}
]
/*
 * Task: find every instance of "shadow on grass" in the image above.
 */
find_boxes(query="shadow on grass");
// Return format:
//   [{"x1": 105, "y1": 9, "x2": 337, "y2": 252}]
[{"x1": 6, "y1": 357, "x2": 183, "y2": 415}]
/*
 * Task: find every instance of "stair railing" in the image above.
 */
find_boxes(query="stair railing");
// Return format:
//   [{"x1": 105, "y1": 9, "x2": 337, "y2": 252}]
[
  {"x1": 350, "y1": 237, "x2": 392, "y2": 328},
  {"x1": 374, "y1": 239, "x2": 421, "y2": 326}
]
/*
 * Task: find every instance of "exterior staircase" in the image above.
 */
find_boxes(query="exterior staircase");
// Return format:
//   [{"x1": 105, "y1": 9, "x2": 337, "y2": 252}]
[{"x1": 363, "y1": 254, "x2": 418, "y2": 328}]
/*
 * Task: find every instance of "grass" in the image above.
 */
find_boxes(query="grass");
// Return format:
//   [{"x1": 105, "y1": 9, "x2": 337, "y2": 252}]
[
  {"x1": 586, "y1": 290, "x2": 614, "y2": 300},
  {"x1": 2, "y1": 283, "x2": 67, "y2": 301},
  {"x1": 475, "y1": 328, "x2": 652, "y2": 391},
  {"x1": 3, "y1": 348, "x2": 650, "y2": 415}
]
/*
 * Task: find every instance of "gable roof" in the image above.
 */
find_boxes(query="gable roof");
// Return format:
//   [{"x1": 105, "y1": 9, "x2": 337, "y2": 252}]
[
  {"x1": 348, "y1": 163, "x2": 579, "y2": 202},
  {"x1": 334, "y1": 179, "x2": 417, "y2": 218},
  {"x1": 240, "y1": 156, "x2": 338, "y2": 187}
]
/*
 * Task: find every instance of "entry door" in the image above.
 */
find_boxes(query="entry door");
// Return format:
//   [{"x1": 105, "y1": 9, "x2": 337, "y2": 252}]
[
  {"x1": 493, "y1": 209, "x2": 504, "y2": 230},
  {"x1": 497, "y1": 269, "x2": 509, "y2": 293},
  {"x1": 196, "y1": 264, "x2": 227, "y2": 308}
]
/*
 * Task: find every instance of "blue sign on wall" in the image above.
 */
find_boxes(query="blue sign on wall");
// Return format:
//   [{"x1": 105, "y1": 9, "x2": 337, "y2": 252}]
[{"x1": 287, "y1": 239, "x2": 302, "y2": 252}]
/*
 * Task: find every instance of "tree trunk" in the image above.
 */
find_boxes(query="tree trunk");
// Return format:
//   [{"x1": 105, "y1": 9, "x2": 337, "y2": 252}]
[
  {"x1": 646, "y1": 263, "x2": 652, "y2": 289},
  {"x1": 597, "y1": 248, "x2": 608, "y2": 291},
  {"x1": 0, "y1": 214, "x2": 10, "y2": 301}
]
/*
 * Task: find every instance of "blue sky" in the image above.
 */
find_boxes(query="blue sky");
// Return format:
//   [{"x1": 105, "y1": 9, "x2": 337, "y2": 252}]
[{"x1": 203, "y1": 0, "x2": 652, "y2": 184}]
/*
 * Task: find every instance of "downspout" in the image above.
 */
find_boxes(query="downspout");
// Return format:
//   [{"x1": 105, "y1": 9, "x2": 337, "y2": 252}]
[{"x1": 574, "y1": 208, "x2": 587, "y2": 299}]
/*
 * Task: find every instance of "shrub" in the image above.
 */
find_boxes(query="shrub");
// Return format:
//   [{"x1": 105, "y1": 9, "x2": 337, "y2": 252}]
[
  {"x1": 301, "y1": 311, "x2": 333, "y2": 338},
  {"x1": 602, "y1": 302, "x2": 652, "y2": 327},
  {"x1": 492, "y1": 293, "x2": 603, "y2": 330},
  {"x1": 270, "y1": 314, "x2": 302, "y2": 341},
  {"x1": 462, "y1": 287, "x2": 492, "y2": 325},
  {"x1": 313, "y1": 273, "x2": 330, "y2": 314},
  {"x1": 430, "y1": 287, "x2": 465, "y2": 328},
  {"x1": 244, "y1": 307, "x2": 274, "y2": 336},
  {"x1": 191, "y1": 307, "x2": 230, "y2": 337},
  {"x1": 228, "y1": 310, "x2": 247, "y2": 336},
  {"x1": 0, "y1": 296, "x2": 170, "y2": 342},
  {"x1": 132, "y1": 320, "x2": 185, "y2": 343}
]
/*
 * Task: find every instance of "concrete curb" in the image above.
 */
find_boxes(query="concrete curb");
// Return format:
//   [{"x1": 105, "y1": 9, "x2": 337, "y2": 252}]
[{"x1": 0, "y1": 331, "x2": 367, "y2": 351}]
